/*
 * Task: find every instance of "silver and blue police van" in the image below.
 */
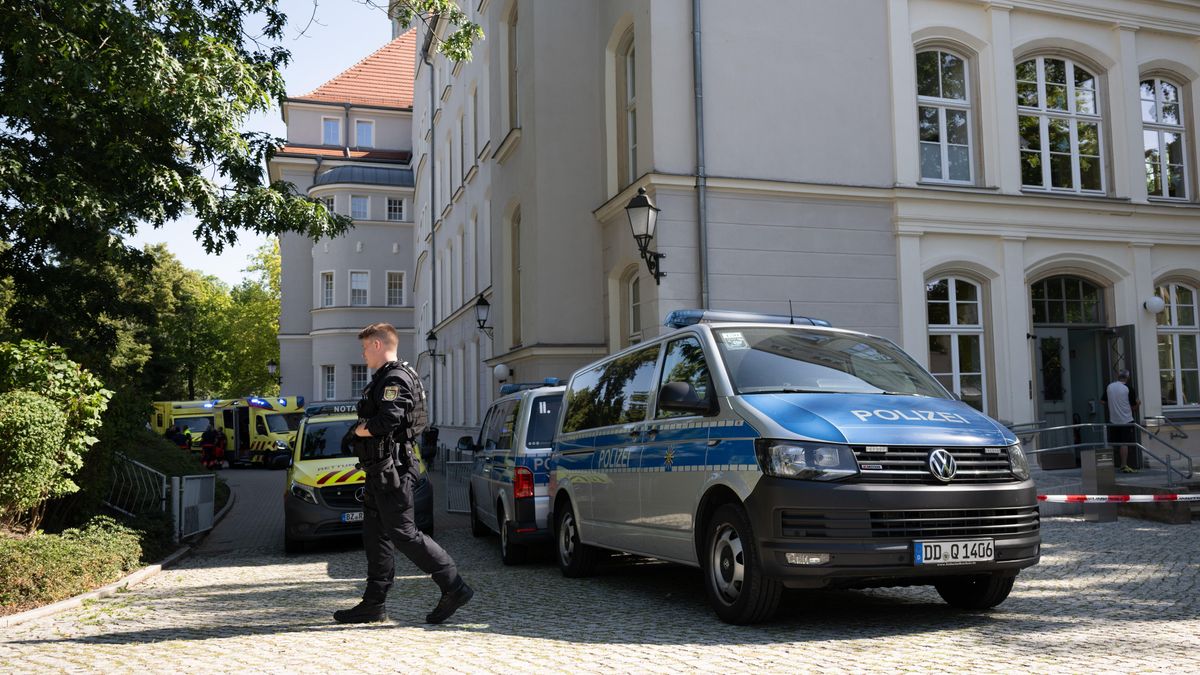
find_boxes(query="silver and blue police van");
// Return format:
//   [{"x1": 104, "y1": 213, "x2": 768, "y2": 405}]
[
  {"x1": 460, "y1": 380, "x2": 564, "y2": 564},
  {"x1": 549, "y1": 310, "x2": 1039, "y2": 624}
]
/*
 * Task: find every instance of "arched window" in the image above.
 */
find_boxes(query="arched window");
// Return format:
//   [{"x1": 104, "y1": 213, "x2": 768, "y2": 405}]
[
  {"x1": 1031, "y1": 276, "x2": 1103, "y2": 324},
  {"x1": 628, "y1": 274, "x2": 642, "y2": 344},
  {"x1": 927, "y1": 276, "x2": 987, "y2": 412},
  {"x1": 616, "y1": 29, "x2": 637, "y2": 187},
  {"x1": 1155, "y1": 282, "x2": 1199, "y2": 407},
  {"x1": 1016, "y1": 57, "x2": 1104, "y2": 193},
  {"x1": 1141, "y1": 77, "x2": 1188, "y2": 200},
  {"x1": 916, "y1": 49, "x2": 972, "y2": 183}
]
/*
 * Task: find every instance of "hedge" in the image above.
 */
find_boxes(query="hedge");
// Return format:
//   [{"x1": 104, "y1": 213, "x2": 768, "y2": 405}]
[
  {"x1": 0, "y1": 391, "x2": 68, "y2": 521},
  {"x1": 0, "y1": 516, "x2": 142, "y2": 616}
]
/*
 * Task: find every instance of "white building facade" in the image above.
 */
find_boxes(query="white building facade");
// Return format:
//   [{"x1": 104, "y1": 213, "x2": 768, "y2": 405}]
[
  {"x1": 402, "y1": 0, "x2": 1200, "y2": 445},
  {"x1": 273, "y1": 33, "x2": 421, "y2": 402}
]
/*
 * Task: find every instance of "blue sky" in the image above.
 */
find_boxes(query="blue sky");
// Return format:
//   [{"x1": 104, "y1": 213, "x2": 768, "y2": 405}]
[{"x1": 128, "y1": 0, "x2": 395, "y2": 286}]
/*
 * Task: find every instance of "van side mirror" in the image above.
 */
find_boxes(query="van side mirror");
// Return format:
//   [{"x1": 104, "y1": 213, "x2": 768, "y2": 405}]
[
  {"x1": 658, "y1": 381, "x2": 713, "y2": 415},
  {"x1": 456, "y1": 435, "x2": 476, "y2": 453}
]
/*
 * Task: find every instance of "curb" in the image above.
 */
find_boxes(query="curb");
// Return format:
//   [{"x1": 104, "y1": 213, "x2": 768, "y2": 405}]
[{"x1": 0, "y1": 488, "x2": 238, "y2": 629}]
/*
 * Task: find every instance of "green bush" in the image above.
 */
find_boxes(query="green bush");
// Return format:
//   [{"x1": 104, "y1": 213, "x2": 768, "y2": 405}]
[
  {"x1": 0, "y1": 391, "x2": 69, "y2": 521},
  {"x1": 0, "y1": 515, "x2": 142, "y2": 615},
  {"x1": 0, "y1": 340, "x2": 111, "y2": 528},
  {"x1": 125, "y1": 510, "x2": 177, "y2": 563}
]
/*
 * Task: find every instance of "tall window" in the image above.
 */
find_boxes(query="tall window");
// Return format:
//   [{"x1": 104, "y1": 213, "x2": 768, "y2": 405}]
[
  {"x1": 387, "y1": 272, "x2": 405, "y2": 306},
  {"x1": 1141, "y1": 77, "x2": 1188, "y2": 200},
  {"x1": 617, "y1": 31, "x2": 638, "y2": 187},
  {"x1": 320, "y1": 272, "x2": 334, "y2": 308},
  {"x1": 351, "y1": 195, "x2": 369, "y2": 220},
  {"x1": 471, "y1": 87, "x2": 480, "y2": 158},
  {"x1": 511, "y1": 208, "x2": 522, "y2": 346},
  {"x1": 460, "y1": 114, "x2": 468, "y2": 178},
  {"x1": 387, "y1": 198, "x2": 404, "y2": 221},
  {"x1": 350, "y1": 271, "x2": 369, "y2": 306},
  {"x1": 351, "y1": 364, "x2": 369, "y2": 394},
  {"x1": 321, "y1": 196, "x2": 335, "y2": 213},
  {"x1": 1156, "y1": 282, "x2": 1199, "y2": 407},
  {"x1": 927, "y1": 277, "x2": 987, "y2": 412},
  {"x1": 322, "y1": 118, "x2": 341, "y2": 146},
  {"x1": 322, "y1": 365, "x2": 336, "y2": 400},
  {"x1": 355, "y1": 120, "x2": 374, "y2": 148},
  {"x1": 916, "y1": 49, "x2": 972, "y2": 183},
  {"x1": 507, "y1": 5, "x2": 519, "y2": 128},
  {"x1": 628, "y1": 275, "x2": 642, "y2": 344},
  {"x1": 1016, "y1": 57, "x2": 1104, "y2": 193}
]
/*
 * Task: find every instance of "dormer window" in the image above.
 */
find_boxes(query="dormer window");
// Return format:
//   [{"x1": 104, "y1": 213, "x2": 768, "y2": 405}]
[
  {"x1": 356, "y1": 120, "x2": 374, "y2": 148},
  {"x1": 322, "y1": 117, "x2": 341, "y2": 146}
]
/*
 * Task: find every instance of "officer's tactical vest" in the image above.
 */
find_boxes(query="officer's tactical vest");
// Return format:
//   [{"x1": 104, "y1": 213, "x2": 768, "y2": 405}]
[{"x1": 395, "y1": 361, "x2": 429, "y2": 443}]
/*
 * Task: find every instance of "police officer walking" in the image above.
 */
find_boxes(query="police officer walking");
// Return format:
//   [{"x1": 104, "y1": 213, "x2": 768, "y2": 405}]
[{"x1": 333, "y1": 322, "x2": 473, "y2": 625}]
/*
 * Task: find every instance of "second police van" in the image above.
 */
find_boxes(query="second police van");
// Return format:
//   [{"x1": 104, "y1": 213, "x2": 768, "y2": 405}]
[{"x1": 549, "y1": 310, "x2": 1040, "y2": 624}]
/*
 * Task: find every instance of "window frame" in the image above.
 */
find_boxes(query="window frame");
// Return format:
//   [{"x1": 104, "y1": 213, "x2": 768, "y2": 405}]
[
  {"x1": 655, "y1": 335, "x2": 715, "y2": 420},
  {"x1": 322, "y1": 117, "x2": 342, "y2": 146},
  {"x1": 322, "y1": 365, "x2": 336, "y2": 401},
  {"x1": 355, "y1": 119, "x2": 374, "y2": 148},
  {"x1": 915, "y1": 48, "x2": 975, "y2": 185},
  {"x1": 1140, "y1": 76, "x2": 1189, "y2": 201},
  {"x1": 319, "y1": 271, "x2": 335, "y2": 309},
  {"x1": 348, "y1": 270, "x2": 370, "y2": 307},
  {"x1": 628, "y1": 274, "x2": 642, "y2": 344},
  {"x1": 386, "y1": 270, "x2": 406, "y2": 307},
  {"x1": 387, "y1": 197, "x2": 405, "y2": 222},
  {"x1": 1155, "y1": 281, "x2": 1200, "y2": 409},
  {"x1": 350, "y1": 194, "x2": 370, "y2": 220},
  {"x1": 510, "y1": 208, "x2": 522, "y2": 347},
  {"x1": 350, "y1": 364, "x2": 369, "y2": 394},
  {"x1": 615, "y1": 29, "x2": 638, "y2": 188},
  {"x1": 926, "y1": 275, "x2": 989, "y2": 413},
  {"x1": 506, "y1": 4, "x2": 519, "y2": 130},
  {"x1": 1015, "y1": 55, "x2": 1106, "y2": 195}
]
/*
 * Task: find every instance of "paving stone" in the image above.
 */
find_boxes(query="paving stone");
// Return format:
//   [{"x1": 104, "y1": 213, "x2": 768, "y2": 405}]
[{"x1": 1, "y1": 469, "x2": 1197, "y2": 673}]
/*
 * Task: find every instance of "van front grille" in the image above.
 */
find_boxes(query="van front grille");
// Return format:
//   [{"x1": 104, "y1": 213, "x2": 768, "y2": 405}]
[
  {"x1": 779, "y1": 506, "x2": 1040, "y2": 539},
  {"x1": 321, "y1": 484, "x2": 364, "y2": 509},
  {"x1": 852, "y1": 446, "x2": 1014, "y2": 484}
]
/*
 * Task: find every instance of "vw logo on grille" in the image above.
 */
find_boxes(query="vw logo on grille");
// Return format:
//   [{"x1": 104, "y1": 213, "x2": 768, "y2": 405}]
[
  {"x1": 928, "y1": 448, "x2": 957, "y2": 483},
  {"x1": 354, "y1": 487, "x2": 366, "y2": 503}
]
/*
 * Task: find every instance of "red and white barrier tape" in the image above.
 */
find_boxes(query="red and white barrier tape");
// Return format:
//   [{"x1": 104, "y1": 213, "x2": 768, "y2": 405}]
[{"x1": 1038, "y1": 493, "x2": 1200, "y2": 504}]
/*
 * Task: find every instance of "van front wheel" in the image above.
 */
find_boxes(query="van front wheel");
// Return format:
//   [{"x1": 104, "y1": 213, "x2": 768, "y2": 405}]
[
  {"x1": 555, "y1": 502, "x2": 598, "y2": 578},
  {"x1": 702, "y1": 503, "x2": 781, "y2": 624},
  {"x1": 934, "y1": 573, "x2": 1015, "y2": 610}
]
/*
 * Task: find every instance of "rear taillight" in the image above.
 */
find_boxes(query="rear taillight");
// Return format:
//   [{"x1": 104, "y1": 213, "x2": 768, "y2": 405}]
[{"x1": 514, "y1": 467, "x2": 534, "y2": 499}]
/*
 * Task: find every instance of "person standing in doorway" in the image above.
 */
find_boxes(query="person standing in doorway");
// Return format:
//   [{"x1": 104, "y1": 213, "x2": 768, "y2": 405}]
[
  {"x1": 1102, "y1": 370, "x2": 1141, "y2": 473},
  {"x1": 332, "y1": 322, "x2": 473, "y2": 625}
]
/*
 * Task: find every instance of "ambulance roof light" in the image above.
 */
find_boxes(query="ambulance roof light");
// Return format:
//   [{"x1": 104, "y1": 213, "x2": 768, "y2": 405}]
[{"x1": 664, "y1": 309, "x2": 831, "y2": 329}]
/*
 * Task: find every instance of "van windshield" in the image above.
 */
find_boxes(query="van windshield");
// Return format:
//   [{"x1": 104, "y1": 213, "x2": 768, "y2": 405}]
[
  {"x1": 300, "y1": 419, "x2": 357, "y2": 460},
  {"x1": 713, "y1": 327, "x2": 948, "y2": 398},
  {"x1": 266, "y1": 412, "x2": 303, "y2": 434},
  {"x1": 526, "y1": 394, "x2": 563, "y2": 448}
]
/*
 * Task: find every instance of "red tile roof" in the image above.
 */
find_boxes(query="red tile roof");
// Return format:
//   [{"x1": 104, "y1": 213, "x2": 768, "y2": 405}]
[
  {"x1": 295, "y1": 30, "x2": 417, "y2": 109},
  {"x1": 276, "y1": 145, "x2": 412, "y2": 162}
]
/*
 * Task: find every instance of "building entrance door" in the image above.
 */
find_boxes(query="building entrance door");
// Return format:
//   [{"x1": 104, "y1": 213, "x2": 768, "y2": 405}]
[{"x1": 1035, "y1": 327, "x2": 1071, "y2": 450}]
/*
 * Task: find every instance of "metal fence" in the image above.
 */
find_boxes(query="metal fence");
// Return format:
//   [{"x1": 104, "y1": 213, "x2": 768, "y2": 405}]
[
  {"x1": 444, "y1": 461, "x2": 473, "y2": 514},
  {"x1": 106, "y1": 453, "x2": 216, "y2": 542},
  {"x1": 173, "y1": 474, "x2": 216, "y2": 540},
  {"x1": 105, "y1": 454, "x2": 168, "y2": 516}
]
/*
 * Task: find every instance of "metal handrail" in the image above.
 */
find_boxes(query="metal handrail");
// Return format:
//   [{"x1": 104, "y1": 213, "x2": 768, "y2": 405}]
[
  {"x1": 1144, "y1": 415, "x2": 1190, "y2": 440},
  {"x1": 1015, "y1": 422, "x2": 1193, "y2": 486}
]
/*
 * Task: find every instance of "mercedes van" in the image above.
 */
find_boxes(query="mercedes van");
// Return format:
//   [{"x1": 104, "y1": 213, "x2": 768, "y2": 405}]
[{"x1": 549, "y1": 310, "x2": 1039, "y2": 624}]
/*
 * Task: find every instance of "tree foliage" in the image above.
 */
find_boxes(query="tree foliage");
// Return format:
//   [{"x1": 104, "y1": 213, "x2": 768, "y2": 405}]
[
  {"x1": 390, "y1": 0, "x2": 484, "y2": 63},
  {"x1": 0, "y1": 391, "x2": 67, "y2": 526}
]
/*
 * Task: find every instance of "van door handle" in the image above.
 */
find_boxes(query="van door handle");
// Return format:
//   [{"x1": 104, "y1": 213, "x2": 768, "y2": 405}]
[{"x1": 629, "y1": 430, "x2": 642, "y2": 439}]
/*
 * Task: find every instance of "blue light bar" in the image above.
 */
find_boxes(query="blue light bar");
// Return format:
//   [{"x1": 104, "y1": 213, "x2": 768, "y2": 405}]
[
  {"x1": 499, "y1": 379, "x2": 564, "y2": 396},
  {"x1": 664, "y1": 309, "x2": 831, "y2": 329}
]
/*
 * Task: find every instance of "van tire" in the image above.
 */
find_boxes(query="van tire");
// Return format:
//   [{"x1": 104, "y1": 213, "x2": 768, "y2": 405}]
[
  {"x1": 555, "y1": 501, "x2": 598, "y2": 578},
  {"x1": 498, "y1": 505, "x2": 526, "y2": 565},
  {"x1": 934, "y1": 573, "x2": 1015, "y2": 610},
  {"x1": 469, "y1": 491, "x2": 489, "y2": 538},
  {"x1": 702, "y1": 503, "x2": 782, "y2": 625}
]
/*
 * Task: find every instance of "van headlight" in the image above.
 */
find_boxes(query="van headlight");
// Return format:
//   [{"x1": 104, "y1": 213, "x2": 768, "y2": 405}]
[
  {"x1": 1007, "y1": 442, "x2": 1030, "y2": 481},
  {"x1": 755, "y1": 440, "x2": 859, "y2": 481},
  {"x1": 290, "y1": 481, "x2": 317, "y2": 504}
]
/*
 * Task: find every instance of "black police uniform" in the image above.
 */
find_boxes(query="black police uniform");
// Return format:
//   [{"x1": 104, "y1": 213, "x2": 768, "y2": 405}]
[{"x1": 339, "y1": 360, "x2": 471, "y2": 624}]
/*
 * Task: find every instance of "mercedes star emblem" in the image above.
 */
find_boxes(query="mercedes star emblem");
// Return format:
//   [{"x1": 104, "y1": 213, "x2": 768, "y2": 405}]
[{"x1": 354, "y1": 486, "x2": 366, "y2": 503}]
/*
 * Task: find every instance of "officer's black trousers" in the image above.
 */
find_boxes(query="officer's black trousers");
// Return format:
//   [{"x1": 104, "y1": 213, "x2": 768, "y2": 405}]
[{"x1": 362, "y1": 473, "x2": 459, "y2": 602}]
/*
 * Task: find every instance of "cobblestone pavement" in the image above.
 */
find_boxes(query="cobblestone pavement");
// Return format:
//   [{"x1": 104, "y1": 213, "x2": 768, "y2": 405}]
[{"x1": 1, "y1": 468, "x2": 1198, "y2": 673}]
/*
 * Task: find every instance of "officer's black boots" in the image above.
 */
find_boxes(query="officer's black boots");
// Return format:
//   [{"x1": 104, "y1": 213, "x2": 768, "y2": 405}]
[
  {"x1": 333, "y1": 600, "x2": 388, "y2": 624},
  {"x1": 425, "y1": 580, "x2": 474, "y2": 624}
]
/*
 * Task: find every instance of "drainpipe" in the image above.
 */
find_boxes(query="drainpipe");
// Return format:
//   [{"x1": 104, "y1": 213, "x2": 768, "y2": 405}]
[
  {"x1": 343, "y1": 103, "x2": 352, "y2": 154},
  {"x1": 692, "y1": 0, "x2": 709, "y2": 310},
  {"x1": 422, "y1": 21, "x2": 439, "y2": 426}
]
